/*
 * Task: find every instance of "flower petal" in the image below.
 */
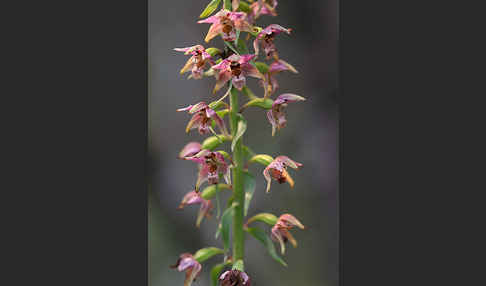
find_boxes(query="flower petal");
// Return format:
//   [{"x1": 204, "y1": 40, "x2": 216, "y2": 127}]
[
  {"x1": 179, "y1": 142, "x2": 202, "y2": 158},
  {"x1": 213, "y1": 70, "x2": 232, "y2": 93},
  {"x1": 280, "y1": 214, "x2": 305, "y2": 229},
  {"x1": 263, "y1": 166, "x2": 272, "y2": 193},
  {"x1": 275, "y1": 155, "x2": 303, "y2": 169},
  {"x1": 180, "y1": 57, "x2": 195, "y2": 74},
  {"x1": 204, "y1": 23, "x2": 223, "y2": 43},
  {"x1": 273, "y1": 93, "x2": 306, "y2": 106},
  {"x1": 185, "y1": 114, "x2": 204, "y2": 133},
  {"x1": 242, "y1": 64, "x2": 263, "y2": 79}
]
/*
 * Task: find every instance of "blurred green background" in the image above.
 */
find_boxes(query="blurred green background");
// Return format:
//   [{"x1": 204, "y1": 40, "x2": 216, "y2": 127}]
[{"x1": 149, "y1": 0, "x2": 338, "y2": 285}]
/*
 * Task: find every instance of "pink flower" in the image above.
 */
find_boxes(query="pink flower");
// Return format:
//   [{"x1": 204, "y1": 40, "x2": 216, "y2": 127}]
[
  {"x1": 177, "y1": 102, "x2": 228, "y2": 135},
  {"x1": 261, "y1": 59, "x2": 298, "y2": 96},
  {"x1": 219, "y1": 270, "x2": 251, "y2": 286},
  {"x1": 253, "y1": 24, "x2": 290, "y2": 59},
  {"x1": 266, "y1": 93, "x2": 305, "y2": 136},
  {"x1": 178, "y1": 190, "x2": 213, "y2": 227},
  {"x1": 248, "y1": 0, "x2": 278, "y2": 22},
  {"x1": 212, "y1": 54, "x2": 263, "y2": 92},
  {"x1": 263, "y1": 155, "x2": 302, "y2": 193},
  {"x1": 271, "y1": 214, "x2": 305, "y2": 254},
  {"x1": 170, "y1": 253, "x2": 202, "y2": 286},
  {"x1": 174, "y1": 45, "x2": 213, "y2": 79},
  {"x1": 198, "y1": 9, "x2": 252, "y2": 43},
  {"x1": 183, "y1": 149, "x2": 231, "y2": 189}
]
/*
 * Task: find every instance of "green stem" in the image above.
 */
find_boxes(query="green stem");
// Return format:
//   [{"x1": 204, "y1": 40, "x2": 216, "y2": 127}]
[{"x1": 229, "y1": 87, "x2": 245, "y2": 261}]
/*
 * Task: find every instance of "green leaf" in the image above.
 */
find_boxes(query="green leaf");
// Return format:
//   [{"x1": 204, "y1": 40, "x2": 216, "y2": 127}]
[
  {"x1": 246, "y1": 227, "x2": 287, "y2": 267},
  {"x1": 216, "y1": 206, "x2": 234, "y2": 251},
  {"x1": 211, "y1": 262, "x2": 229, "y2": 286},
  {"x1": 237, "y1": 1, "x2": 251, "y2": 13},
  {"x1": 246, "y1": 212, "x2": 278, "y2": 226},
  {"x1": 206, "y1": 47, "x2": 222, "y2": 57},
  {"x1": 194, "y1": 247, "x2": 225, "y2": 263},
  {"x1": 231, "y1": 115, "x2": 247, "y2": 151},
  {"x1": 232, "y1": 259, "x2": 245, "y2": 271},
  {"x1": 236, "y1": 38, "x2": 249, "y2": 54},
  {"x1": 248, "y1": 154, "x2": 274, "y2": 166},
  {"x1": 200, "y1": 183, "x2": 232, "y2": 200},
  {"x1": 254, "y1": 61, "x2": 269, "y2": 74},
  {"x1": 200, "y1": 0, "x2": 221, "y2": 18},
  {"x1": 243, "y1": 171, "x2": 256, "y2": 216}
]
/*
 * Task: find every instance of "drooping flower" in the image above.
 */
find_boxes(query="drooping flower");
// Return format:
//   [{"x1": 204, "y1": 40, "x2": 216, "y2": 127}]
[
  {"x1": 219, "y1": 270, "x2": 251, "y2": 286},
  {"x1": 170, "y1": 253, "x2": 202, "y2": 286},
  {"x1": 198, "y1": 9, "x2": 252, "y2": 43},
  {"x1": 271, "y1": 214, "x2": 305, "y2": 254},
  {"x1": 179, "y1": 142, "x2": 202, "y2": 159},
  {"x1": 178, "y1": 190, "x2": 213, "y2": 227},
  {"x1": 174, "y1": 45, "x2": 213, "y2": 79},
  {"x1": 177, "y1": 102, "x2": 228, "y2": 135},
  {"x1": 212, "y1": 54, "x2": 263, "y2": 92},
  {"x1": 253, "y1": 24, "x2": 291, "y2": 59},
  {"x1": 266, "y1": 93, "x2": 305, "y2": 136},
  {"x1": 261, "y1": 59, "x2": 298, "y2": 96},
  {"x1": 263, "y1": 155, "x2": 302, "y2": 193},
  {"x1": 184, "y1": 149, "x2": 231, "y2": 189},
  {"x1": 248, "y1": 0, "x2": 278, "y2": 23}
]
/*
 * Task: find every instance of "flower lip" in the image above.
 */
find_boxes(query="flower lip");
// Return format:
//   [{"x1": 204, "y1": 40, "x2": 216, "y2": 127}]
[{"x1": 219, "y1": 270, "x2": 251, "y2": 286}]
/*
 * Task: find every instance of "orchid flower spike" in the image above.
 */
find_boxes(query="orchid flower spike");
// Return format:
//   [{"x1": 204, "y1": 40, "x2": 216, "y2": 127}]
[
  {"x1": 267, "y1": 93, "x2": 306, "y2": 136},
  {"x1": 249, "y1": 0, "x2": 278, "y2": 22},
  {"x1": 219, "y1": 270, "x2": 251, "y2": 286},
  {"x1": 263, "y1": 155, "x2": 302, "y2": 193},
  {"x1": 184, "y1": 149, "x2": 231, "y2": 190},
  {"x1": 170, "y1": 253, "x2": 202, "y2": 286},
  {"x1": 271, "y1": 214, "x2": 305, "y2": 254},
  {"x1": 212, "y1": 54, "x2": 263, "y2": 93},
  {"x1": 178, "y1": 190, "x2": 213, "y2": 227},
  {"x1": 198, "y1": 9, "x2": 252, "y2": 43},
  {"x1": 174, "y1": 45, "x2": 213, "y2": 79},
  {"x1": 261, "y1": 59, "x2": 298, "y2": 96},
  {"x1": 253, "y1": 24, "x2": 291, "y2": 59},
  {"x1": 177, "y1": 102, "x2": 228, "y2": 135}
]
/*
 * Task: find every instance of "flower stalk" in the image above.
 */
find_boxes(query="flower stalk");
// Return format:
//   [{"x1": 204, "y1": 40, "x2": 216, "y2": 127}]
[{"x1": 229, "y1": 86, "x2": 245, "y2": 261}]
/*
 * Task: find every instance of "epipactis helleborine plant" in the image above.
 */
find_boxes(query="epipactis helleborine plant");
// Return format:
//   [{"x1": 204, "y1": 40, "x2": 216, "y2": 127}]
[{"x1": 169, "y1": 1, "x2": 310, "y2": 285}]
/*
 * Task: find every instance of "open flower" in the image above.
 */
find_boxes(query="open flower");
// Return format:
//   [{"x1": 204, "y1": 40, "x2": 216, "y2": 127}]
[
  {"x1": 212, "y1": 54, "x2": 263, "y2": 92},
  {"x1": 260, "y1": 59, "x2": 298, "y2": 96},
  {"x1": 267, "y1": 93, "x2": 305, "y2": 136},
  {"x1": 198, "y1": 9, "x2": 252, "y2": 43},
  {"x1": 177, "y1": 102, "x2": 228, "y2": 135},
  {"x1": 253, "y1": 24, "x2": 291, "y2": 59},
  {"x1": 271, "y1": 214, "x2": 305, "y2": 254},
  {"x1": 263, "y1": 155, "x2": 302, "y2": 193},
  {"x1": 178, "y1": 190, "x2": 213, "y2": 227},
  {"x1": 171, "y1": 253, "x2": 202, "y2": 286},
  {"x1": 219, "y1": 270, "x2": 251, "y2": 286},
  {"x1": 174, "y1": 45, "x2": 213, "y2": 79},
  {"x1": 184, "y1": 149, "x2": 231, "y2": 189},
  {"x1": 249, "y1": 0, "x2": 278, "y2": 22}
]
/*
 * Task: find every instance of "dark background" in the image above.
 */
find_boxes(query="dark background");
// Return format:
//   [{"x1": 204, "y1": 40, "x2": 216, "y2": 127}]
[{"x1": 149, "y1": 1, "x2": 338, "y2": 285}]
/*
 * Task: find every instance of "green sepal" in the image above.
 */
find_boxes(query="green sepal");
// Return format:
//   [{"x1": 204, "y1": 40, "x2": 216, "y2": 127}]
[
  {"x1": 193, "y1": 247, "x2": 225, "y2": 263},
  {"x1": 254, "y1": 61, "x2": 269, "y2": 74},
  {"x1": 206, "y1": 47, "x2": 222, "y2": 57},
  {"x1": 248, "y1": 154, "x2": 274, "y2": 166},
  {"x1": 246, "y1": 212, "x2": 278, "y2": 226},
  {"x1": 242, "y1": 97, "x2": 274, "y2": 110},
  {"x1": 200, "y1": 184, "x2": 232, "y2": 200}
]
